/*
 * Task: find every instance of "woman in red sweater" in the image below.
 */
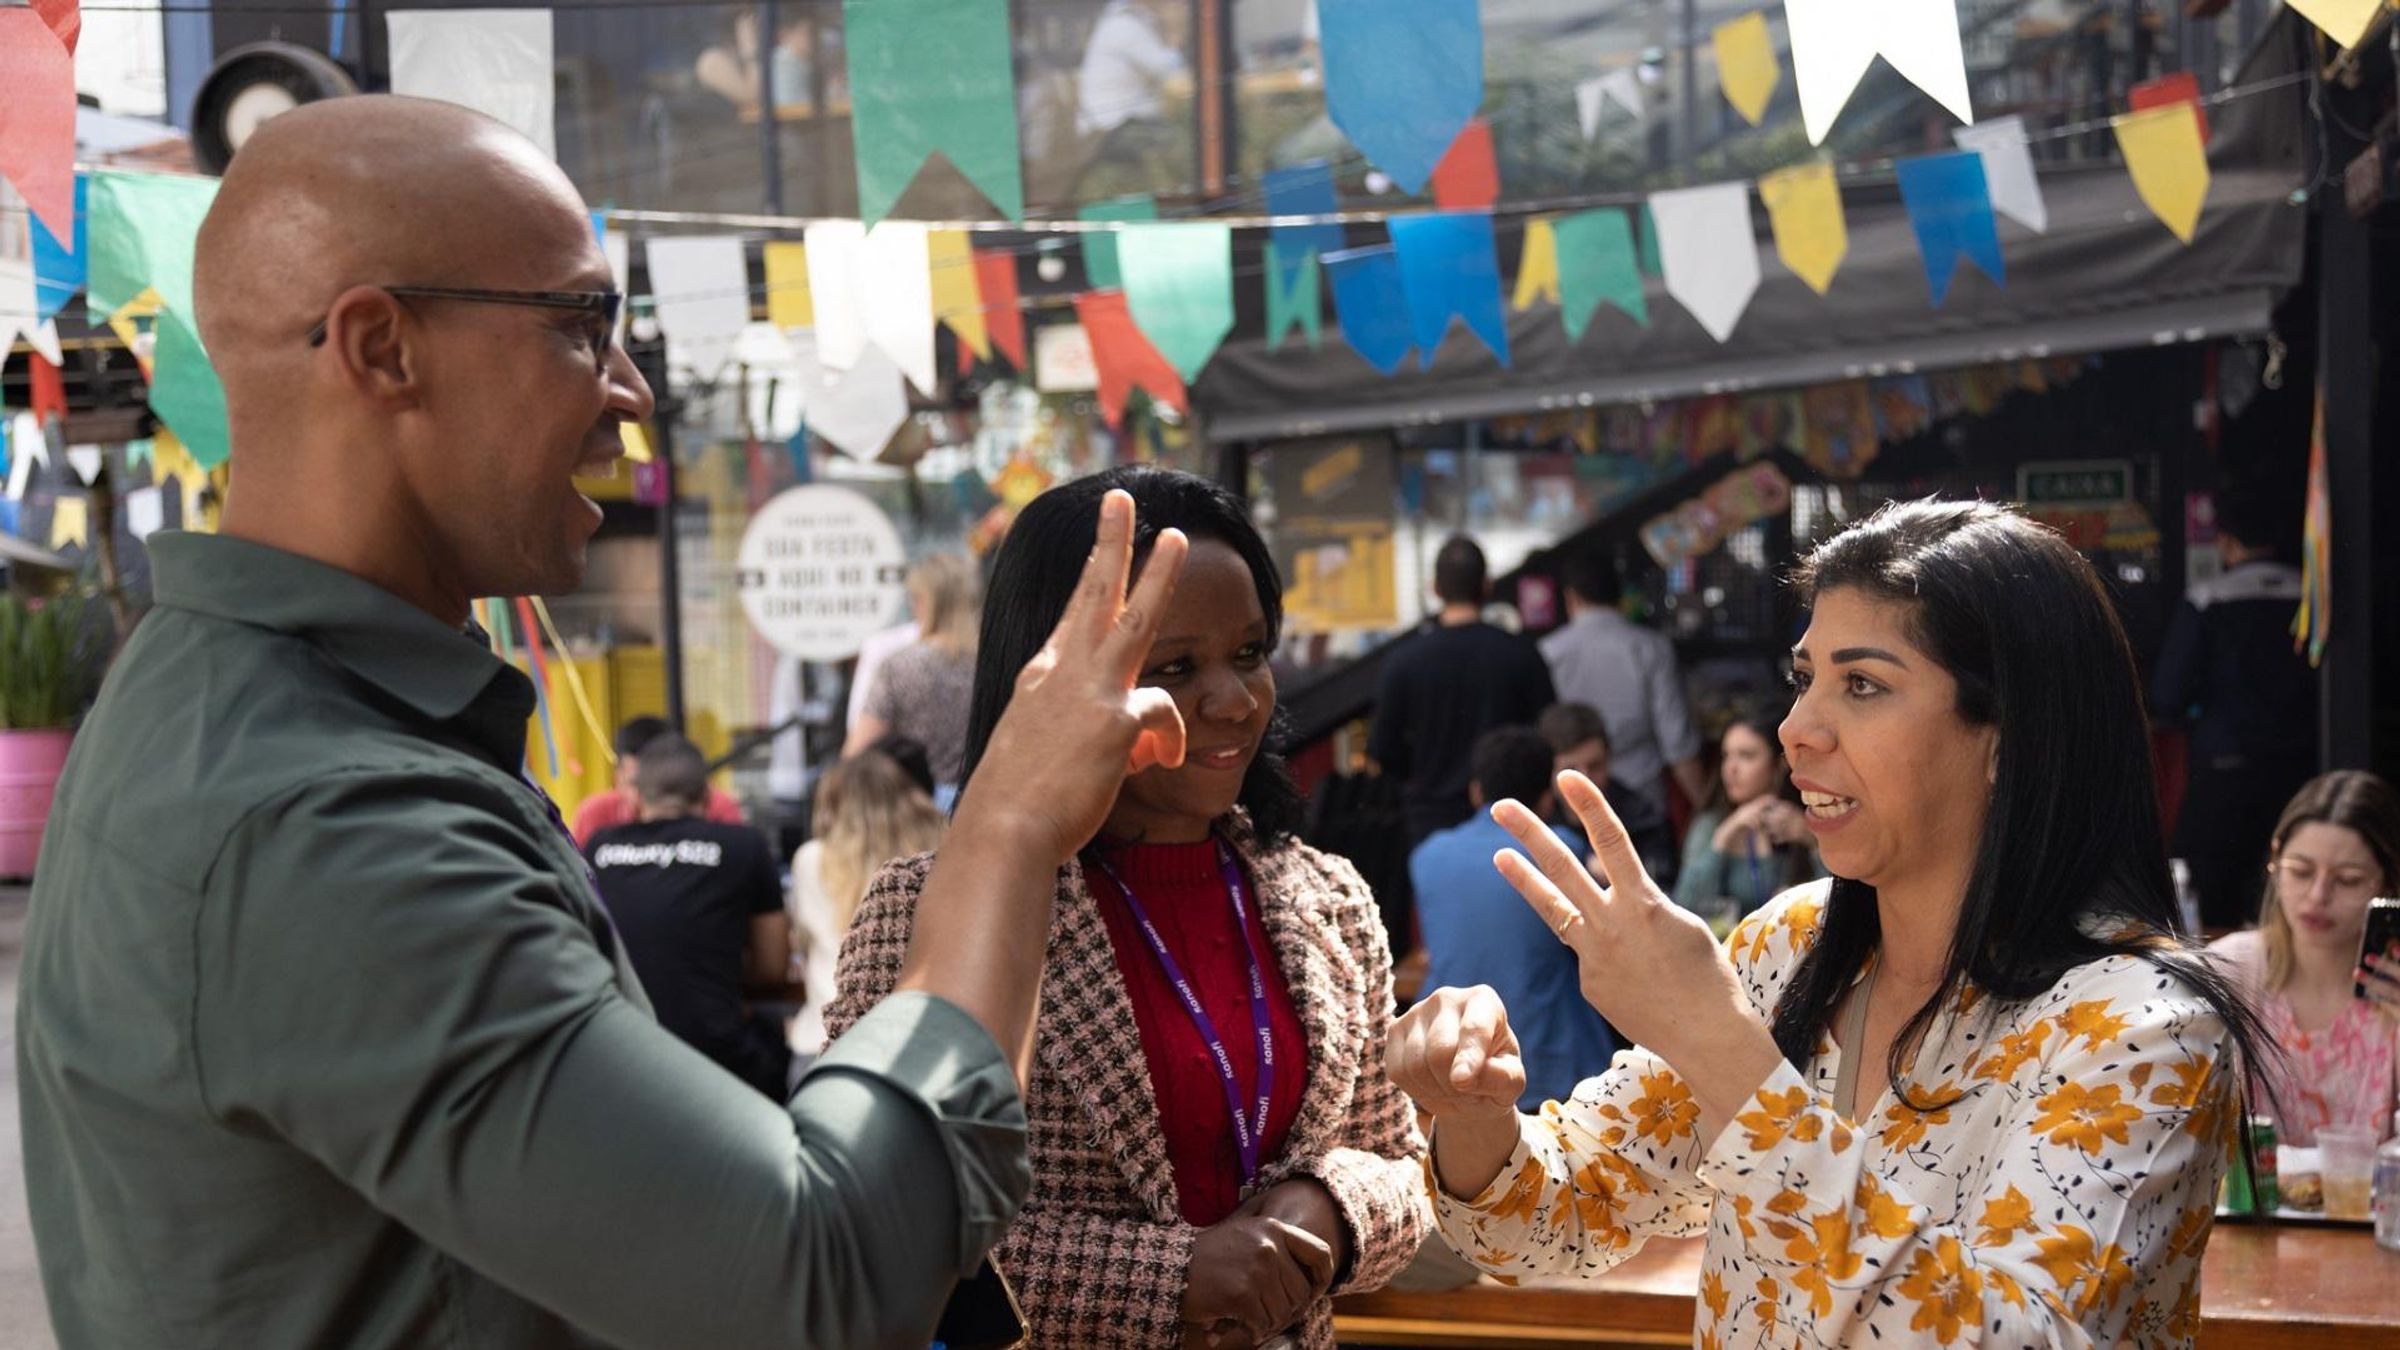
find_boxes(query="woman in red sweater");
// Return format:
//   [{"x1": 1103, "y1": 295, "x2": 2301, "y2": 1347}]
[{"x1": 827, "y1": 467, "x2": 1425, "y2": 1349}]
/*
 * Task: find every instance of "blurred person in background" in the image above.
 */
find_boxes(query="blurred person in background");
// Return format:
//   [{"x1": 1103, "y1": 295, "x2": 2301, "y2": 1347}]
[
  {"x1": 2153, "y1": 489, "x2": 2318, "y2": 929},
  {"x1": 788, "y1": 738, "x2": 949, "y2": 1058},
  {"x1": 2208, "y1": 770, "x2": 2400, "y2": 1144},
  {"x1": 1536, "y1": 701, "x2": 1674, "y2": 883},
  {"x1": 1674, "y1": 706, "x2": 1824, "y2": 928},
  {"x1": 1370, "y1": 535, "x2": 1557, "y2": 847},
  {"x1": 587, "y1": 736, "x2": 793, "y2": 1098},
  {"x1": 848, "y1": 553, "x2": 980, "y2": 806},
  {"x1": 1412, "y1": 727, "x2": 1619, "y2": 1109},
  {"x1": 1540, "y1": 547, "x2": 1706, "y2": 833},
  {"x1": 1072, "y1": 0, "x2": 1192, "y2": 200},
  {"x1": 571, "y1": 714, "x2": 743, "y2": 845},
  {"x1": 831, "y1": 467, "x2": 1426, "y2": 1350}
]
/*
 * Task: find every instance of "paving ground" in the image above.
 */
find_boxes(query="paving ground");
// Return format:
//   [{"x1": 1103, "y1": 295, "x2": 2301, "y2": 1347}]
[{"x1": 0, "y1": 885, "x2": 57, "y2": 1349}]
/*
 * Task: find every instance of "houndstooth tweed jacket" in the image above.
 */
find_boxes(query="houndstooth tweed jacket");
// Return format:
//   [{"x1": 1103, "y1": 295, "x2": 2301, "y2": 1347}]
[{"x1": 824, "y1": 814, "x2": 1429, "y2": 1349}]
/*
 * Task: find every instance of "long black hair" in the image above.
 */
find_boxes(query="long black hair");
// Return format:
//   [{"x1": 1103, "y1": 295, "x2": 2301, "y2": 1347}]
[
  {"x1": 1777, "y1": 498, "x2": 2273, "y2": 1111},
  {"x1": 958, "y1": 465, "x2": 1307, "y2": 844}
]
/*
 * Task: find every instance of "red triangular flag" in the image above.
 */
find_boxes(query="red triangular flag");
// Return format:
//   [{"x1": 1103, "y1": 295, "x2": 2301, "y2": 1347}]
[
  {"x1": 2129, "y1": 72, "x2": 2207, "y2": 143},
  {"x1": 1073, "y1": 290, "x2": 1186, "y2": 431},
  {"x1": 1430, "y1": 119, "x2": 1499, "y2": 211},
  {"x1": 30, "y1": 353, "x2": 68, "y2": 424},
  {"x1": 0, "y1": 9, "x2": 77, "y2": 240},
  {"x1": 32, "y1": 0, "x2": 81, "y2": 54},
  {"x1": 973, "y1": 249, "x2": 1027, "y2": 372}
]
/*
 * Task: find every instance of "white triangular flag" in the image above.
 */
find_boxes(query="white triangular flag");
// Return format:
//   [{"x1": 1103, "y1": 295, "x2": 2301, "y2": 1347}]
[
  {"x1": 601, "y1": 226, "x2": 631, "y2": 342},
  {"x1": 27, "y1": 319, "x2": 60, "y2": 366},
  {"x1": 1783, "y1": 0, "x2": 1971, "y2": 145},
  {"x1": 860, "y1": 222, "x2": 936, "y2": 397},
  {"x1": 5, "y1": 413, "x2": 39, "y2": 500},
  {"x1": 66, "y1": 445, "x2": 103, "y2": 485},
  {"x1": 1954, "y1": 114, "x2": 2048, "y2": 233},
  {"x1": 1577, "y1": 70, "x2": 1647, "y2": 140},
  {"x1": 387, "y1": 10, "x2": 557, "y2": 157},
  {"x1": 733, "y1": 322, "x2": 805, "y2": 441},
  {"x1": 805, "y1": 221, "x2": 868, "y2": 372},
  {"x1": 1649, "y1": 182, "x2": 1760, "y2": 343},
  {"x1": 0, "y1": 192, "x2": 40, "y2": 363},
  {"x1": 644, "y1": 235, "x2": 751, "y2": 383},
  {"x1": 126, "y1": 485, "x2": 164, "y2": 540},
  {"x1": 787, "y1": 329, "x2": 910, "y2": 459}
]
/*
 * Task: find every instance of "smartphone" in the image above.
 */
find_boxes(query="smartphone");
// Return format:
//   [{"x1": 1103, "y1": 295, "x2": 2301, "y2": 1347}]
[
  {"x1": 2357, "y1": 897, "x2": 2400, "y2": 1000},
  {"x1": 931, "y1": 1259, "x2": 1027, "y2": 1350}
]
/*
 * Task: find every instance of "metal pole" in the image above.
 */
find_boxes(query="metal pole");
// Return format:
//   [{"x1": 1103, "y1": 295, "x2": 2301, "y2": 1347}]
[
  {"x1": 757, "y1": 0, "x2": 785, "y2": 214},
  {"x1": 2314, "y1": 82, "x2": 2373, "y2": 770},
  {"x1": 627, "y1": 325, "x2": 689, "y2": 734},
  {"x1": 1679, "y1": 0, "x2": 1699, "y2": 171}
]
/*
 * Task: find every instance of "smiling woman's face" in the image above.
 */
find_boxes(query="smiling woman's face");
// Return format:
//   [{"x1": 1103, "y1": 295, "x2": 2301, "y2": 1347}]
[
  {"x1": 1100, "y1": 538, "x2": 1276, "y2": 845},
  {"x1": 1779, "y1": 586, "x2": 1997, "y2": 897}
]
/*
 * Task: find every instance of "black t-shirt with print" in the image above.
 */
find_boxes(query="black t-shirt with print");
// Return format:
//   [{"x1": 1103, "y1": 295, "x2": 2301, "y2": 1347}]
[{"x1": 585, "y1": 818, "x2": 784, "y2": 1077}]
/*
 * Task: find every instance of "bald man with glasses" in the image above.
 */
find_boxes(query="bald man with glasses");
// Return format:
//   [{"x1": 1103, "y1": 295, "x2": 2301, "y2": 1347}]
[{"x1": 18, "y1": 95, "x2": 1193, "y2": 1350}]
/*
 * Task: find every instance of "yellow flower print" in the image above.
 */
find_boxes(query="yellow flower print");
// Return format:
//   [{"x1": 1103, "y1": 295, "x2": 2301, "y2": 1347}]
[
  {"x1": 1896, "y1": 1234, "x2": 1985, "y2": 1345},
  {"x1": 2032, "y1": 1225, "x2": 2136, "y2": 1318},
  {"x1": 2057, "y1": 998, "x2": 2132, "y2": 1053},
  {"x1": 2033, "y1": 1080, "x2": 2145, "y2": 1154},
  {"x1": 1783, "y1": 898, "x2": 1824, "y2": 951},
  {"x1": 1990, "y1": 1267, "x2": 2028, "y2": 1311},
  {"x1": 1788, "y1": 1211, "x2": 1866, "y2": 1317},
  {"x1": 2149, "y1": 1054, "x2": 2215, "y2": 1110},
  {"x1": 1855, "y1": 1174, "x2": 1917, "y2": 1240},
  {"x1": 1754, "y1": 1276, "x2": 1782, "y2": 1330},
  {"x1": 1564, "y1": 1152, "x2": 1650, "y2": 1248},
  {"x1": 2164, "y1": 1199, "x2": 2214, "y2": 1264},
  {"x1": 1731, "y1": 1192, "x2": 1758, "y2": 1242},
  {"x1": 1735, "y1": 1086, "x2": 1812, "y2": 1151},
  {"x1": 1701, "y1": 1269, "x2": 1731, "y2": 1322},
  {"x1": 1627, "y1": 1068, "x2": 1701, "y2": 1146},
  {"x1": 1975, "y1": 1185, "x2": 2034, "y2": 1248},
  {"x1": 1728, "y1": 913, "x2": 1771, "y2": 965},
  {"x1": 1972, "y1": 1019, "x2": 2051, "y2": 1083},
  {"x1": 1485, "y1": 1156, "x2": 1546, "y2": 1226},
  {"x1": 1879, "y1": 1090, "x2": 1954, "y2": 1151}
]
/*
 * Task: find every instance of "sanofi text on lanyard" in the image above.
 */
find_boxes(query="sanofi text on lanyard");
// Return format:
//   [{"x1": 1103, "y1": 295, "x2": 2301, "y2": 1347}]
[{"x1": 1088, "y1": 839, "x2": 1277, "y2": 1185}]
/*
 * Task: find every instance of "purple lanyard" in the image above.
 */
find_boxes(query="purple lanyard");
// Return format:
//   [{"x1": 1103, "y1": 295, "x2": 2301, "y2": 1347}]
[{"x1": 1090, "y1": 840, "x2": 1278, "y2": 1186}]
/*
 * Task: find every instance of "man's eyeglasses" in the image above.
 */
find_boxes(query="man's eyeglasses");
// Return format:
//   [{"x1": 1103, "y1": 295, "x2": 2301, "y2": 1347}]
[{"x1": 306, "y1": 286, "x2": 623, "y2": 354}]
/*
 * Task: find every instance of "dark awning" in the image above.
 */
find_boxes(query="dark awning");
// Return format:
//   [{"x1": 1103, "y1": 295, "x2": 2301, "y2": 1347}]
[{"x1": 1195, "y1": 18, "x2": 2310, "y2": 442}]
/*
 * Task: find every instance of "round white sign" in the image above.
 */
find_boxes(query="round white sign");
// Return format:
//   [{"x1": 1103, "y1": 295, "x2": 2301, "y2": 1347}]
[{"x1": 734, "y1": 485, "x2": 909, "y2": 661}]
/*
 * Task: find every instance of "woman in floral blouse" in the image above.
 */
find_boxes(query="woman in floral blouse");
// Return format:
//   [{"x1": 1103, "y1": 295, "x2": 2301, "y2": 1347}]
[{"x1": 1391, "y1": 500, "x2": 2271, "y2": 1348}]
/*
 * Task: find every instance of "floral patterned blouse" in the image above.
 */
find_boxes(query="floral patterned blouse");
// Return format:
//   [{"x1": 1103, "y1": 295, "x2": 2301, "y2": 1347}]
[{"x1": 1429, "y1": 882, "x2": 2240, "y2": 1349}]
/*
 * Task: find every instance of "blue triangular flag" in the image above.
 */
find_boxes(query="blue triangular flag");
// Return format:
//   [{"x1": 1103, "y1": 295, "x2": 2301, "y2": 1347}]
[
  {"x1": 32, "y1": 176, "x2": 86, "y2": 325},
  {"x1": 1895, "y1": 151, "x2": 2005, "y2": 307},
  {"x1": 1323, "y1": 245, "x2": 1417, "y2": 376},
  {"x1": 1318, "y1": 0, "x2": 1483, "y2": 194},
  {"x1": 1387, "y1": 211, "x2": 1510, "y2": 367},
  {"x1": 787, "y1": 425, "x2": 813, "y2": 483},
  {"x1": 1264, "y1": 161, "x2": 1345, "y2": 285}
]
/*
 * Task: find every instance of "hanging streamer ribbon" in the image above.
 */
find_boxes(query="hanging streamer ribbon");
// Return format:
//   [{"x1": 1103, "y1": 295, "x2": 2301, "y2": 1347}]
[
  {"x1": 512, "y1": 596, "x2": 562, "y2": 780},
  {"x1": 532, "y1": 595, "x2": 615, "y2": 768}
]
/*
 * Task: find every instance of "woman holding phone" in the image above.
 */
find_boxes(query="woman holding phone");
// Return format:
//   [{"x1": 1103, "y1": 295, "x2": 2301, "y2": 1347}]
[{"x1": 1391, "y1": 500, "x2": 2271, "y2": 1347}]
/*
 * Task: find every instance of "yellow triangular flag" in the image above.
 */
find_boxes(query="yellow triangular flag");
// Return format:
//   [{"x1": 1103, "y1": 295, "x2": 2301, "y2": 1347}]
[
  {"x1": 111, "y1": 289, "x2": 166, "y2": 377},
  {"x1": 764, "y1": 242, "x2": 814, "y2": 330},
  {"x1": 2289, "y1": 0, "x2": 2382, "y2": 47},
  {"x1": 2114, "y1": 102, "x2": 2209, "y2": 243},
  {"x1": 621, "y1": 421, "x2": 655, "y2": 464},
  {"x1": 49, "y1": 495, "x2": 89, "y2": 549},
  {"x1": 149, "y1": 428, "x2": 191, "y2": 488},
  {"x1": 1758, "y1": 161, "x2": 1847, "y2": 295},
  {"x1": 1512, "y1": 216, "x2": 1562, "y2": 311},
  {"x1": 1713, "y1": 12, "x2": 1782, "y2": 127},
  {"x1": 928, "y1": 229, "x2": 991, "y2": 360}
]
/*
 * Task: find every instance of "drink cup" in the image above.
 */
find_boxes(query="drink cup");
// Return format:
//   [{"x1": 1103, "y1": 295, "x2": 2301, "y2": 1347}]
[{"x1": 2321, "y1": 1125, "x2": 2377, "y2": 1222}]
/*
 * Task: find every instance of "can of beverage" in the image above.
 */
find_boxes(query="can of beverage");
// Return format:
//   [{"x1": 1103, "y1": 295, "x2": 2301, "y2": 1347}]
[{"x1": 2223, "y1": 1116, "x2": 2280, "y2": 1215}]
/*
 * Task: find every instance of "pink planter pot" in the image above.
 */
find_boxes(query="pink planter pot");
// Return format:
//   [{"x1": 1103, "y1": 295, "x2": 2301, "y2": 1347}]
[{"x1": 0, "y1": 728, "x2": 73, "y2": 881}]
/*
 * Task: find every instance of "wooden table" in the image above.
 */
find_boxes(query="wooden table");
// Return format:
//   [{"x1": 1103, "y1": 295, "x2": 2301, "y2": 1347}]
[{"x1": 1334, "y1": 1224, "x2": 2400, "y2": 1349}]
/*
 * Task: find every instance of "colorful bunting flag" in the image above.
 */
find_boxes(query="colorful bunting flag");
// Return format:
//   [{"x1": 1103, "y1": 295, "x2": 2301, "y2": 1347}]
[
  {"x1": 1264, "y1": 243, "x2": 1323, "y2": 350},
  {"x1": 0, "y1": 182, "x2": 49, "y2": 362},
  {"x1": 387, "y1": 9, "x2": 556, "y2": 157},
  {"x1": 1323, "y1": 244, "x2": 1416, "y2": 375},
  {"x1": 805, "y1": 220, "x2": 868, "y2": 369},
  {"x1": 644, "y1": 235, "x2": 751, "y2": 381},
  {"x1": 2287, "y1": 0, "x2": 2382, "y2": 46},
  {"x1": 48, "y1": 494, "x2": 86, "y2": 550},
  {"x1": 845, "y1": 0, "x2": 1024, "y2": 225},
  {"x1": 1577, "y1": 69, "x2": 1645, "y2": 140},
  {"x1": 2130, "y1": 72, "x2": 2208, "y2": 143},
  {"x1": 1387, "y1": 211, "x2": 1510, "y2": 366},
  {"x1": 927, "y1": 229, "x2": 989, "y2": 363},
  {"x1": 1783, "y1": 0, "x2": 1971, "y2": 145},
  {"x1": 861, "y1": 221, "x2": 936, "y2": 395},
  {"x1": 1637, "y1": 203, "x2": 1664, "y2": 278},
  {"x1": 1079, "y1": 194, "x2": 1157, "y2": 291},
  {"x1": 1430, "y1": 119, "x2": 1500, "y2": 210},
  {"x1": 1263, "y1": 160, "x2": 1346, "y2": 280},
  {"x1": 1117, "y1": 222, "x2": 1234, "y2": 381},
  {"x1": 1649, "y1": 184, "x2": 1758, "y2": 343},
  {"x1": 1758, "y1": 161, "x2": 1846, "y2": 295},
  {"x1": 1552, "y1": 208, "x2": 1649, "y2": 338},
  {"x1": 150, "y1": 310, "x2": 231, "y2": 468},
  {"x1": 1954, "y1": 115, "x2": 2047, "y2": 233},
  {"x1": 1512, "y1": 217, "x2": 1561, "y2": 311},
  {"x1": 31, "y1": 0, "x2": 81, "y2": 54},
  {"x1": 125, "y1": 485, "x2": 164, "y2": 540},
  {"x1": 764, "y1": 240, "x2": 814, "y2": 329},
  {"x1": 1073, "y1": 289, "x2": 1187, "y2": 430},
  {"x1": 1712, "y1": 12, "x2": 1781, "y2": 127},
  {"x1": 973, "y1": 249, "x2": 1027, "y2": 370},
  {"x1": 1895, "y1": 150, "x2": 2004, "y2": 305},
  {"x1": 31, "y1": 175, "x2": 85, "y2": 322},
  {"x1": 1318, "y1": 0, "x2": 1484, "y2": 194},
  {"x1": 87, "y1": 170, "x2": 217, "y2": 322},
  {"x1": 787, "y1": 328, "x2": 911, "y2": 459},
  {"x1": 0, "y1": 7, "x2": 76, "y2": 241},
  {"x1": 2113, "y1": 102, "x2": 2210, "y2": 243}
]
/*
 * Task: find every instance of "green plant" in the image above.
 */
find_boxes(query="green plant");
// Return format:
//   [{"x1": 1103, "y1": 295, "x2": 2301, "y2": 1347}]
[{"x1": 0, "y1": 591, "x2": 99, "y2": 731}]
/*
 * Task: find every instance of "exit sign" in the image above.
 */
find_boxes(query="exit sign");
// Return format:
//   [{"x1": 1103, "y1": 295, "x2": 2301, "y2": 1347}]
[{"x1": 2018, "y1": 460, "x2": 2134, "y2": 505}]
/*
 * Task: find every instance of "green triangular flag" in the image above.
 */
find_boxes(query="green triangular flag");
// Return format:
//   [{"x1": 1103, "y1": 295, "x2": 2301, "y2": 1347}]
[
  {"x1": 1636, "y1": 202, "x2": 1663, "y2": 279},
  {"x1": 846, "y1": 0, "x2": 1024, "y2": 226},
  {"x1": 1264, "y1": 243, "x2": 1323, "y2": 350},
  {"x1": 1117, "y1": 222, "x2": 1234, "y2": 381},
  {"x1": 150, "y1": 310, "x2": 231, "y2": 470},
  {"x1": 1554, "y1": 208, "x2": 1649, "y2": 341},
  {"x1": 1080, "y1": 194, "x2": 1157, "y2": 291},
  {"x1": 88, "y1": 170, "x2": 219, "y2": 321}
]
